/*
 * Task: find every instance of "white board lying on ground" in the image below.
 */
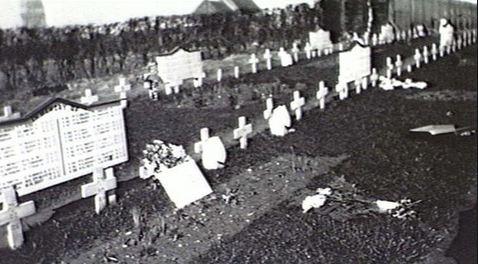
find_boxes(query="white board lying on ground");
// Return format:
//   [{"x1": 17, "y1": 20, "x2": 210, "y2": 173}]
[
  {"x1": 339, "y1": 42, "x2": 371, "y2": 84},
  {"x1": 155, "y1": 158, "x2": 213, "y2": 209},
  {"x1": 309, "y1": 28, "x2": 333, "y2": 51},
  {"x1": 409, "y1": 125, "x2": 458, "y2": 135},
  {"x1": 155, "y1": 47, "x2": 204, "y2": 85},
  {"x1": 0, "y1": 98, "x2": 128, "y2": 196}
]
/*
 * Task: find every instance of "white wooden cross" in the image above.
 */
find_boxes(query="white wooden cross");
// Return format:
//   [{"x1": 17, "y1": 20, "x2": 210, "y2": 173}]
[
  {"x1": 386, "y1": 57, "x2": 394, "y2": 71},
  {"x1": 263, "y1": 97, "x2": 274, "y2": 120},
  {"x1": 0, "y1": 187, "x2": 36, "y2": 250},
  {"x1": 354, "y1": 79, "x2": 362, "y2": 94},
  {"x1": 372, "y1": 33, "x2": 378, "y2": 46},
  {"x1": 263, "y1": 49, "x2": 273, "y2": 70},
  {"x1": 194, "y1": 72, "x2": 206, "y2": 88},
  {"x1": 462, "y1": 31, "x2": 468, "y2": 47},
  {"x1": 249, "y1": 54, "x2": 259, "y2": 74},
  {"x1": 423, "y1": 46, "x2": 429, "y2": 64},
  {"x1": 114, "y1": 77, "x2": 131, "y2": 93},
  {"x1": 233, "y1": 116, "x2": 253, "y2": 149},
  {"x1": 431, "y1": 44, "x2": 438, "y2": 61},
  {"x1": 81, "y1": 168, "x2": 117, "y2": 214},
  {"x1": 119, "y1": 91, "x2": 128, "y2": 109},
  {"x1": 395, "y1": 55, "x2": 403, "y2": 76},
  {"x1": 414, "y1": 49, "x2": 422, "y2": 68},
  {"x1": 80, "y1": 89, "x2": 99, "y2": 105},
  {"x1": 316, "y1": 81, "x2": 328, "y2": 110},
  {"x1": 290, "y1": 91, "x2": 305, "y2": 120},
  {"x1": 361, "y1": 77, "x2": 369, "y2": 91},
  {"x1": 401, "y1": 30, "x2": 407, "y2": 41},
  {"x1": 370, "y1": 68, "x2": 379, "y2": 87},
  {"x1": 0, "y1": 105, "x2": 21, "y2": 122},
  {"x1": 386, "y1": 68, "x2": 393, "y2": 79},
  {"x1": 291, "y1": 43, "x2": 300, "y2": 62},
  {"x1": 217, "y1": 69, "x2": 223, "y2": 82},
  {"x1": 336, "y1": 82, "x2": 348, "y2": 100},
  {"x1": 338, "y1": 43, "x2": 344, "y2": 51},
  {"x1": 395, "y1": 32, "x2": 401, "y2": 41},
  {"x1": 194, "y1": 128, "x2": 210, "y2": 154},
  {"x1": 311, "y1": 50, "x2": 317, "y2": 58},
  {"x1": 234, "y1": 66, "x2": 240, "y2": 79},
  {"x1": 457, "y1": 36, "x2": 463, "y2": 50},
  {"x1": 439, "y1": 45, "x2": 445, "y2": 57},
  {"x1": 451, "y1": 42, "x2": 457, "y2": 53},
  {"x1": 407, "y1": 64, "x2": 413, "y2": 73},
  {"x1": 304, "y1": 42, "x2": 313, "y2": 59}
]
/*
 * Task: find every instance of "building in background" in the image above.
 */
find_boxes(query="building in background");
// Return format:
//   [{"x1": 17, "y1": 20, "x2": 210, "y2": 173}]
[
  {"x1": 20, "y1": 0, "x2": 47, "y2": 28},
  {"x1": 194, "y1": 0, "x2": 261, "y2": 15}
]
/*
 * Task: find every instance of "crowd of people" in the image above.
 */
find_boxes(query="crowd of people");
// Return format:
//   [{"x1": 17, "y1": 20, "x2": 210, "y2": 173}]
[{"x1": 0, "y1": 4, "x2": 336, "y2": 92}]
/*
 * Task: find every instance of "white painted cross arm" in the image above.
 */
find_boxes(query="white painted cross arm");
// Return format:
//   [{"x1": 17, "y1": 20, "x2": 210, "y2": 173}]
[
  {"x1": 290, "y1": 91, "x2": 305, "y2": 121},
  {"x1": 194, "y1": 128, "x2": 210, "y2": 154},
  {"x1": 0, "y1": 187, "x2": 36, "y2": 250},
  {"x1": 80, "y1": 89, "x2": 99, "y2": 105},
  {"x1": 114, "y1": 77, "x2": 131, "y2": 93},
  {"x1": 316, "y1": 81, "x2": 329, "y2": 110},
  {"x1": 249, "y1": 54, "x2": 259, "y2": 74},
  {"x1": 263, "y1": 97, "x2": 274, "y2": 120},
  {"x1": 233, "y1": 116, "x2": 253, "y2": 149},
  {"x1": 81, "y1": 168, "x2": 117, "y2": 214}
]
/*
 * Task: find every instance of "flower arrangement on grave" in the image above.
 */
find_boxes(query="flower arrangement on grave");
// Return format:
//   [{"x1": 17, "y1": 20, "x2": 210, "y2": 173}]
[
  {"x1": 303, "y1": 176, "x2": 419, "y2": 221},
  {"x1": 141, "y1": 140, "x2": 189, "y2": 174}
]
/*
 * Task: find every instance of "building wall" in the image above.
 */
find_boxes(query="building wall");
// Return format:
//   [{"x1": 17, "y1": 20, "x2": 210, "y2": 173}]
[{"x1": 388, "y1": 0, "x2": 477, "y2": 31}]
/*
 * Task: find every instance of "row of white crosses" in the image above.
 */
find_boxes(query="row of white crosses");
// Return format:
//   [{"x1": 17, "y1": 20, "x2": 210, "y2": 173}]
[
  {"x1": 215, "y1": 43, "x2": 340, "y2": 84},
  {"x1": 380, "y1": 28, "x2": 477, "y2": 88},
  {"x1": 80, "y1": 77, "x2": 131, "y2": 108}
]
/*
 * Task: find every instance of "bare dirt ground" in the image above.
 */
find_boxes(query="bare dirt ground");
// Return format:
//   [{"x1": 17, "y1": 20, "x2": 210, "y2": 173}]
[{"x1": 0, "y1": 39, "x2": 476, "y2": 263}]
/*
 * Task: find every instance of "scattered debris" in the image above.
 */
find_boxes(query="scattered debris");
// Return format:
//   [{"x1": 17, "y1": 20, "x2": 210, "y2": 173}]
[{"x1": 302, "y1": 177, "x2": 419, "y2": 221}]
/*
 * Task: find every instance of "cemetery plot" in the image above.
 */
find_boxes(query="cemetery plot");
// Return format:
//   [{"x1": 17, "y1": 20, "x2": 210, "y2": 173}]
[
  {"x1": 0, "y1": 35, "x2": 470, "y2": 262},
  {"x1": 0, "y1": 98, "x2": 128, "y2": 197}
]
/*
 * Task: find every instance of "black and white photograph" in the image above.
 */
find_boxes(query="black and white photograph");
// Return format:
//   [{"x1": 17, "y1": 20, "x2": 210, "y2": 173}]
[{"x1": 0, "y1": 0, "x2": 477, "y2": 263}]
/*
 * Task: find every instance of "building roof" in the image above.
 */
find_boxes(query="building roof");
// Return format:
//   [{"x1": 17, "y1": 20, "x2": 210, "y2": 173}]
[
  {"x1": 194, "y1": 0, "x2": 260, "y2": 15},
  {"x1": 231, "y1": 0, "x2": 260, "y2": 11}
]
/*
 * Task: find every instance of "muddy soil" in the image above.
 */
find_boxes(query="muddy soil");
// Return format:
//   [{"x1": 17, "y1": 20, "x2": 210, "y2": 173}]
[{"x1": 0, "y1": 41, "x2": 475, "y2": 263}]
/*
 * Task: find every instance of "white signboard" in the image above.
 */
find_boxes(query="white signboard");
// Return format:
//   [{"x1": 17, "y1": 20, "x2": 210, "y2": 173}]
[
  {"x1": 339, "y1": 43, "x2": 371, "y2": 84},
  {"x1": 155, "y1": 48, "x2": 204, "y2": 85},
  {"x1": 155, "y1": 158, "x2": 213, "y2": 209},
  {"x1": 0, "y1": 99, "x2": 128, "y2": 196},
  {"x1": 309, "y1": 29, "x2": 333, "y2": 50}
]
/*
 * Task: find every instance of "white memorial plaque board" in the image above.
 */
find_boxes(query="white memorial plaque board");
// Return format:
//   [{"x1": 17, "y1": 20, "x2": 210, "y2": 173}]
[
  {"x1": 309, "y1": 29, "x2": 333, "y2": 51},
  {"x1": 339, "y1": 43, "x2": 371, "y2": 84},
  {"x1": 0, "y1": 98, "x2": 128, "y2": 196},
  {"x1": 155, "y1": 159, "x2": 213, "y2": 209},
  {"x1": 155, "y1": 48, "x2": 203, "y2": 85}
]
